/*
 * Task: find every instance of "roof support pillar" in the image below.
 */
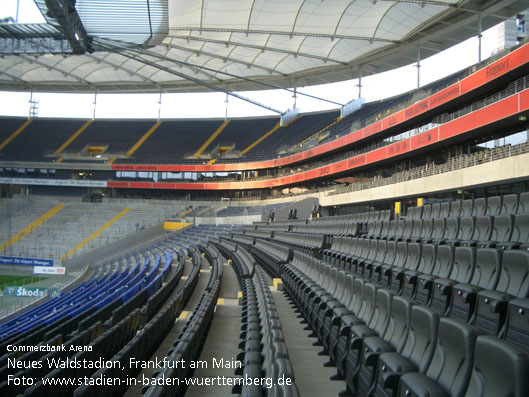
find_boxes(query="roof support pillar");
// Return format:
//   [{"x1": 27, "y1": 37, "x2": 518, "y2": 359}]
[
  {"x1": 415, "y1": 47, "x2": 421, "y2": 88},
  {"x1": 356, "y1": 67, "x2": 363, "y2": 98},
  {"x1": 478, "y1": 13, "x2": 483, "y2": 63}
]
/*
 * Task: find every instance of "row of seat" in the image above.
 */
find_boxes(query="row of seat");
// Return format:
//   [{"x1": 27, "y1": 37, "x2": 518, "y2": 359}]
[
  {"x1": 322, "y1": 236, "x2": 529, "y2": 339},
  {"x1": 25, "y1": 308, "x2": 142, "y2": 396},
  {"x1": 234, "y1": 264, "x2": 299, "y2": 397},
  {"x1": 250, "y1": 239, "x2": 293, "y2": 277},
  {"x1": 216, "y1": 239, "x2": 256, "y2": 280},
  {"x1": 408, "y1": 193, "x2": 529, "y2": 220},
  {"x1": 145, "y1": 277, "x2": 221, "y2": 397},
  {"x1": 364, "y1": 213, "x2": 529, "y2": 249},
  {"x1": 281, "y1": 251, "x2": 529, "y2": 396}
]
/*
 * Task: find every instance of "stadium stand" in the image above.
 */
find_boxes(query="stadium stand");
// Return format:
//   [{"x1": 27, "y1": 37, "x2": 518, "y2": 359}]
[{"x1": 2, "y1": 18, "x2": 529, "y2": 397}]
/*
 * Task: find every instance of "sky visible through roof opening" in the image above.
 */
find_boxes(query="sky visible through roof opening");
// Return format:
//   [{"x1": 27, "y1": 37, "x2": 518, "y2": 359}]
[{"x1": 0, "y1": 0, "x2": 501, "y2": 119}]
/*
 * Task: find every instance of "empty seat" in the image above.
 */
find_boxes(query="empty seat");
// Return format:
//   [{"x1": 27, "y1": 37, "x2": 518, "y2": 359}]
[
  {"x1": 421, "y1": 205, "x2": 432, "y2": 220},
  {"x1": 429, "y1": 218, "x2": 446, "y2": 244},
  {"x1": 440, "y1": 202, "x2": 450, "y2": 218},
  {"x1": 487, "y1": 214, "x2": 514, "y2": 248},
  {"x1": 474, "y1": 250, "x2": 529, "y2": 336},
  {"x1": 464, "y1": 336, "x2": 529, "y2": 396},
  {"x1": 385, "y1": 220, "x2": 397, "y2": 241},
  {"x1": 501, "y1": 194, "x2": 519, "y2": 215},
  {"x1": 497, "y1": 213, "x2": 529, "y2": 250},
  {"x1": 430, "y1": 246, "x2": 476, "y2": 314},
  {"x1": 431, "y1": 203, "x2": 441, "y2": 219},
  {"x1": 440, "y1": 217, "x2": 460, "y2": 245},
  {"x1": 355, "y1": 296, "x2": 413, "y2": 396},
  {"x1": 449, "y1": 200, "x2": 462, "y2": 217},
  {"x1": 397, "y1": 317, "x2": 477, "y2": 397},
  {"x1": 461, "y1": 199, "x2": 474, "y2": 217},
  {"x1": 381, "y1": 209, "x2": 392, "y2": 222},
  {"x1": 402, "y1": 244, "x2": 437, "y2": 300},
  {"x1": 454, "y1": 216, "x2": 476, "y2": 245},
  {"x1": 415, "y1": 245, "x2": 455, "y2": 306},
  {"x1": 415, "y1": 219, "x2": 433, "y2": 243},
  {"x1": 337, "y1": 288, "x2": 395, "y2": 381},
  {"x1": 472, "y1": 198, "x2": 487, "y2": 216},
  {"x1": 389, "y1": 243, "x2": 422, "y2": 294},
  {"x1": 518, "y1": 192, "x2": 529, "y2": 214},
  {"x1": 408, "y1": 219, "x2": 423, "y2": 242},
  {"x1": 486, "y1": 196, "x2": 503, "y2": 216},
  {"x1": 374, "y1": 306, "x2": 440, "y2": 397},
  {"x1": 450, "y1": 248, "x2": 502, "y2": 323},
  {"x1": 463, "y1": 216, "x2": 493, "y2": 247}
]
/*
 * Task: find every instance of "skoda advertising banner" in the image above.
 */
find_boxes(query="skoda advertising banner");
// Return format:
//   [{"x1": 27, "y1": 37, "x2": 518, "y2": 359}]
[{"x1": 2, "y1": 286, "x2": 60, "y2": 298}]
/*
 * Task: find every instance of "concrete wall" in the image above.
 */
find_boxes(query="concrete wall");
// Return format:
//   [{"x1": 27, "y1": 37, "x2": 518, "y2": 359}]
[
  {"x1": 274, "y1": 197, "x2": 319, "y2": 220},
  {"x1": 319, "y1": 152, "x2": 529, "y2": 207},
  {"x1": 190, "y1": 215, "x2": 263, "y2": 226}
]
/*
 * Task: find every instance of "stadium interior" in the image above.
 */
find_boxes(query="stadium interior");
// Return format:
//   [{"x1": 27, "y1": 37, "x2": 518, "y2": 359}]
[{"x1": 1, "y1": 0, "x2": 529, "y2": 396}]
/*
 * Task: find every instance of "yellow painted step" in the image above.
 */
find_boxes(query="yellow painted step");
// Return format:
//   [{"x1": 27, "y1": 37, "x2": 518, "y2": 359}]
[
  {"x1": 193, "y1": 120, "x2": 230, "y2": 158},
  {"x1": 61, "y1": 208, "x2": 131, "y2": 260},
  {"x1": 0, "y1": 119, "x2": 32, "y2": 151},
  {"x1": 126, "y1": 121, "x2": 162, "y2": 157},
  {"x1": 54, "y1": 120, "x2": 93, "y2": 156},
  {"x1": 0, "y1": 204, "x2": 64, "y2": 253}
]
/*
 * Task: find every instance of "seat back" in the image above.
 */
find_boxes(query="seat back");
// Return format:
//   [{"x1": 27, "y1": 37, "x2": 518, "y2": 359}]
[
  {"x1": 395, "y1": 220, "x2": 405, "y2": 239},
  {"x1": 410, "y1": 219, "x2": 422, "y2": 239},
  {"x1": 374, "y1": 240, "x2": 387, "y2": 262},
  {"x1": 379, "y1": 221, "x2": 389, "y2": 239},
  {"x1": 500, "y1": 194, "x2": 519, "y2": 215},
  {"x1": 448, "y1": 247, "x2": 476, "y2": 284},
  {"x1": 367, "y1": 289, "x2": 394, "y2": 337},
  {"x1": 413, "y1": 206, "x2": 423, "y2": 220},
  {"x1": 473, "y1": 216, "x2": 493, "y2": 241},
  {"x1": 384, "y1": 241, "x2": 398, "y2": 265},
  {"x1": 424, "y1": 318, "x2": 477, "y2": 395},
  {"x1": 518, "y1": 192, "x2": 529, "y2": 214},
  {"x1": 469, "y1": 248, "x2": 502, "y2": 290},
  {"x1": 405, "y1": 243, "x2": 422, "y2": 271},
  {"x1": 421, "y1": 204, "x2": 432, "y2": 219},
  {"x1": 449, "y1": 200, "x2": 462, "y2": 218},
  {"x1": 386, "y1": 220, "x2": 397, "y2": 240},
  {"x1": 459, "y1": 216, "x2": 476, "y2": 240},
  {"x1": 432, "y1": 245, "x2": 455, "y2": 278},
  {"x1": 440, "y1": 202, "x2": 450, "y2": 218},
  {"x1": 461, "y1": 199, "x2": 474, "y2": 217},
  {"x1": 358, "y1": 282, "x2": 378, "y2": 324},
  {"x1": 349, "y1": 277, "x2": 365, "y2": 314},
  {"x1": 431, "y1": 218, "x2": 446, "y2": 239},
  {"x1": 402, "y1": 220, "x2": 414, "y2": 239},
  {"x1": 465, "y1": 335, "x2": 529, "y2": 396},
  {"x1": 495, "y1": 250, "x2": 529, "y2": 297},
  {"x1": 472, "y1": 198, "x2": 487, "y2": 216},
  {"x1": 382, "y1": 296, "x2": 413, "y2": 352},
  {"x1": 431, "y1": 203, "x2": 441, "y2": 219},
  {"x1": 486, "y1": 196, "x2": 502, "y2": 216},
  {"x1": 490, "y1": 214, "x2": 513, "y2": 242},
  {"x1": 381, "y1": 209, "x2": 392, "y2": 222},
  {"x1": 444, "y1": 217, "x2": 460, "y2": 240},
  {"x1": 420, "y1": 219, "x2": 433, "y2": 240},
  {"x1": 511, "y1": 214, "x2": 529, "y2": 245},
  {"x1": 400, "y1": 306, "x2": 440, "y2": 372},
  {"x1": 417, "y1": 244, "x2": 436, "y2": 274},
  {"x1": 342, "y1": 274, "x2": 355, "y2": 309},
  {"x1": 394, "y1": 242, "x2": 408, "y2": 268}
]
